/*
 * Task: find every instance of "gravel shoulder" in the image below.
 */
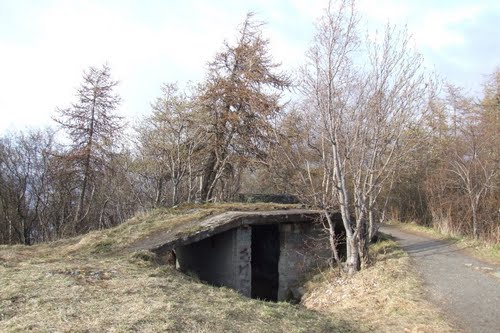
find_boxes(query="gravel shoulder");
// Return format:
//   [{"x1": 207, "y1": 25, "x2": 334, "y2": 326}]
[{"x1": 380, "y1": 225, "x2": 500, "y2": 333}]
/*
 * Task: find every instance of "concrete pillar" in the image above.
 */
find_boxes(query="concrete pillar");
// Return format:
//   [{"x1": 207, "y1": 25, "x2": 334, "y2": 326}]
[{"x1": 234, "y1": 226, "x2": 251, "y2": 297}]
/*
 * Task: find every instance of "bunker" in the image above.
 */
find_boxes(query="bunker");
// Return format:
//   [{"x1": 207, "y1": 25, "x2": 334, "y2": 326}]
[{"x1": 146, "y1": 210, "x2": 344, "y2": 302}]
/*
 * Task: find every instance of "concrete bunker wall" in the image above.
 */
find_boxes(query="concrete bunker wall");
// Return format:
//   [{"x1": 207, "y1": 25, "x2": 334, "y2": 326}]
[
  {"x1": 175, "y1": 220, "x2": 330, "y2": 302},
  {"x1": 175, "y1": 226, "x2": 251, "y2": 296},
  {"x1": 278, "y1": 223, "x2": 330, "y2": 300}
]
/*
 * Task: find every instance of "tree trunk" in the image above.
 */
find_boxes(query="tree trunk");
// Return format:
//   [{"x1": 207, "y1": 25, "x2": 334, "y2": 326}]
[
  {"x1": 332, "y1": 139, "x2": 360, "y2": 274},
  {"x1": 345, "y1": 236, "x2": 360, "y2": 275},
  {"x1": 154, "y1": 177, "x2": 163, "y2": 207},
  {"x1": 368, "y1": 206, "x2": 378, "y2": 242},
  {"x1": 98, "y1": 198, "x2": 109, "y2": 230},
  {"x1": 23, "y1": 224, "x2": 31, "y2": 245},
  {"x1": 357, "y1": 217, "x2": 369, "y2": 268},
  {"x1": 324, "y1": 210, "x2": 342, "y2": 268},
  {"x1": 187, "y1": 153, "x2": 193, "y2": 203},
  {"x1": 172, "y1": 179, "x2": 179, "y2": 206},
  {"x1": 471, "y1": 195, "x2": 479, "y2": 239},
  {"x1": 201, "y1": 151, "x2": 217, "y2": 201},
  {"x1": 74, "y1": 99, "x2": 96, "y2": 227}
]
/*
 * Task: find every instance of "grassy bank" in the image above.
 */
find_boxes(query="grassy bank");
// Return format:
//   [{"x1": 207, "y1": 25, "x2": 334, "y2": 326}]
[
  {"x1": 1, "y1": 205, "x2": 457, "y2": 332},
  {"x1": 302, "y1": 235, "x2": 457, "y2": 333},
  {"x1": 0, "y1": 204, "x2": 339, "y2": 333},
  {"x1": 388, "y1": 221, "x2": 500, "y2": 266}
]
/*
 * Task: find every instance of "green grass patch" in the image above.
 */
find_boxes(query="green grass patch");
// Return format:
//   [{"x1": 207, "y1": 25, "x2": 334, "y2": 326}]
[
  {"x1": 369, "y1": 234, "x2": 406, "y2": 261},
  {"x1": 91, "y1": 239, "x2": 116, "y2": 254}
]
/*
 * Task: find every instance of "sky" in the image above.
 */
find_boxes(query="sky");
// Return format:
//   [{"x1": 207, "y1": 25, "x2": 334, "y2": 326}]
[{"x1": 0, "y1": 0, "x2": 499, "y2": 134}]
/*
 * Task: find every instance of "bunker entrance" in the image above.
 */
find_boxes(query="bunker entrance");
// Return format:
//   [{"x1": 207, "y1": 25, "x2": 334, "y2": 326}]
[
  {"x1": 171, "y1": 215, "x2": 336, "y2": 303},
  {"x1": 251, "y1": 225, "x2": 280, "y2": 301}
]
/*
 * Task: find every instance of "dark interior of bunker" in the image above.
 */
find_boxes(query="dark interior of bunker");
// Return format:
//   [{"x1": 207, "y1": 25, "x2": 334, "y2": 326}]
[
  {"x1": 173, "y1": 216, "x2": 339, "y2": 302},
  {"x1": 251, "y1": 225, "x2": 280, "y2": 301}
]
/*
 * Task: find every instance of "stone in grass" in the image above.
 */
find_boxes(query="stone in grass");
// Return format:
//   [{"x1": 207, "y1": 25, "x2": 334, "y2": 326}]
[{"x1": 480, "y1": 266, "x2": 494, "y2": 272}]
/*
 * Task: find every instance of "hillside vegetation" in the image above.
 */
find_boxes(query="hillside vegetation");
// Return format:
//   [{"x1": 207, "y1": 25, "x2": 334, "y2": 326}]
[
  {"x1": 1, "y1": 204, "x2": 455, "y2": 332},
  {"x1": 0, "y1": 204, "x2": 339, "y2": 333},
  {"x1": 302, "y1": 234, "x2": 456, "y2": 332}
]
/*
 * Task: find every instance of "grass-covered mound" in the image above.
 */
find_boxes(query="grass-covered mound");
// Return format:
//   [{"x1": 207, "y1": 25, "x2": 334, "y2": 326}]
[
  {"x1": 0, "y1": 203, "x2": 348, "y2": 333},
  {"x1": 0, "y1": 205, "x2": 459, "y2": 332}
]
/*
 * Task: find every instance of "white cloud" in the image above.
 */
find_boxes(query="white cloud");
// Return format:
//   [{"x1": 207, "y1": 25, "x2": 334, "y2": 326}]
[
  {"x1": 0, "y1": 0, "x2": 234, "y2": 132},
  {"x1": 413, "y1": 5, "x2": 483, "y2": 51},
  {"x1": 1, "y1": 0, "x2": 498, "y2": 133}
]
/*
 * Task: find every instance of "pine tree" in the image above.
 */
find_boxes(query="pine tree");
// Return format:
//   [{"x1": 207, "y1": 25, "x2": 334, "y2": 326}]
[{"x1": 54, "y1": 64, "x2": 123, "y2": 231}]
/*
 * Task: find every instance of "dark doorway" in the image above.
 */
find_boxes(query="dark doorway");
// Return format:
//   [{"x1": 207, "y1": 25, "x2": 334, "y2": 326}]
[{"x1": 251, "y1": 225, "x2": 280, "y2": 301}]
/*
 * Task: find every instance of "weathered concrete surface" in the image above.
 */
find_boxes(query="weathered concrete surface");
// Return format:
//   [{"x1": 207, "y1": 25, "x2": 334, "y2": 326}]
[
  {"x1": 236, "y1": 226, "x2": 252, "y2": 296},
  {"x1": 126, "y1": 209, "x2": 323, "y2": 256},
  {"x1": 278, "y1": 223, "x2": 330, "y2": 301},
  {"x1": 126, "y1": 209, "x2": 340, "y2": 302},
  {"x1": 237, "y1": 194, "x2": 300, "y2": 204},
  {"x1": 381, "y1": 225, "x2": 500, "y2": 333},
  {"x1": 176, "y1": 226, "x2": 252, "y2": 296}
]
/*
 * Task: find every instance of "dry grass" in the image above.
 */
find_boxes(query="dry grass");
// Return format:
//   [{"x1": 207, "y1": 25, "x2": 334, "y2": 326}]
[
  {"x1": 0, "y1": 203, "x2": 346, "y2": 333},
  {"x1": 0, "y1": 205, "x2": 461, "y2": 332},
  {"x1": 88, "y1": 202, "x2": 306, "y2": 254},
  {"x1": 390, "y1": 221, "x2": 500, "y2": 266},
  {"x1": 302, "y1": 235, "x2": 457, "y2": 333},
  {"x1": 0, "y1": 203, "x2": 302, "y2": 260},
  {"x1": 0, "y1": 253, "x2": 340, "y2": 332}
]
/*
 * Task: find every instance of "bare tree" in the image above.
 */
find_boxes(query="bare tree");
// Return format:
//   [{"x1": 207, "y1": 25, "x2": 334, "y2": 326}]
[
  {"x1": 383, "y1": 71, "x2": 499, "y2": 242},
  {"x1": 134, "y1": 83, "x2": 203, "y2": 208},
  {"x1": 301, "y1": 0, "x2": 362, "y2": 274},
  {"x1": 446, "y1": 83, "x2": 499, "y2": 239},
  {"x1": 301, "y1": 0, "x2": 430, "y2": 273},
  {"x1": 352, "y1": 23, "x2": 429, "y2": 258},
  {"x1": 0, "y1": 129, "x2": 56, "y2": 244}
]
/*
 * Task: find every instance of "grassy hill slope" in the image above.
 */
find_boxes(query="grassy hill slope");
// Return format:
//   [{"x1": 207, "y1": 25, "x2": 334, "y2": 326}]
[
  {"x1": 1, "y1": 204, "x2": 456, "y2": 332},
  {"x1": 1, "y1": 204, "x2": 348, "y2": 333}
]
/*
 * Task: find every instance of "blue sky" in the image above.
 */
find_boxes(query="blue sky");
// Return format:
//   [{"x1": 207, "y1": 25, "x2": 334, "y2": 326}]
[{"x1": 1, "y1": 0, "x2": 499, "y2": 133}]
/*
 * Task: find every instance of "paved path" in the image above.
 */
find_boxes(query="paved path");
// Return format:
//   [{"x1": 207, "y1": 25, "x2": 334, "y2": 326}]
[{"x1": 380, "y1": 225, "x2": 500, "y2": 333}]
